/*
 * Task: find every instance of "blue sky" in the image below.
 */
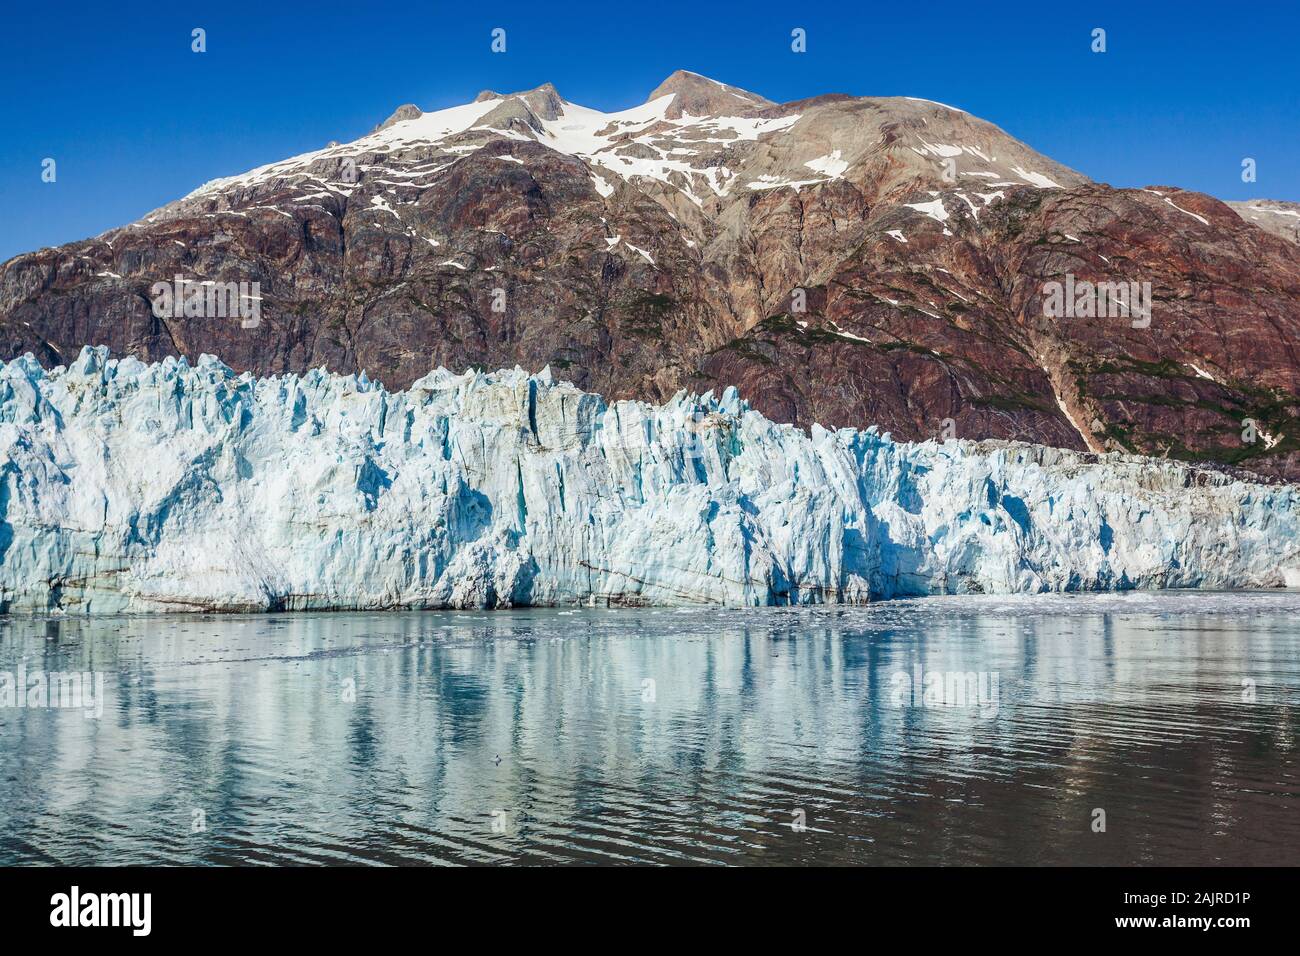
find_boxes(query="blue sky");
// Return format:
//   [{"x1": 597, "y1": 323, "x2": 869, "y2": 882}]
[{"x1": 2, "y1": 0, "x2": 1297, "y2": 262}]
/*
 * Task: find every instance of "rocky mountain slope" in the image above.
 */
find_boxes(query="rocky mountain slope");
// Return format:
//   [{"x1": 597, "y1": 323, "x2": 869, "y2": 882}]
[
  {"x1": 3, "y1": 71, "x2": 1298, "y2": 478},
  {"x1": 3, "y1": 347, "x2": 1296, "y2": 613},
  {"x1": 1227, "y1": 199, "x2": 1300, "y2": 244}
]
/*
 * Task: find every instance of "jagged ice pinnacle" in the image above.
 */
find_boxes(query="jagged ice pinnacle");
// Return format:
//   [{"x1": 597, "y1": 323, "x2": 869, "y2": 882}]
[{"x1": 1, "y1": 347, "x2": 1297, "y2": 613}]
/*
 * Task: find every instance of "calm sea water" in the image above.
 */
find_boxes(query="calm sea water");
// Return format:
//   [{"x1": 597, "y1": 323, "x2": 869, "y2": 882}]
[{"x1": 1, "y1": 592, "x2": 1297, "y2": 866}]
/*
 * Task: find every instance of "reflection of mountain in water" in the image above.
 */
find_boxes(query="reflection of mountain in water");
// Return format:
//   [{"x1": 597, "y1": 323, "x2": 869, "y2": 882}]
[{"x1": 2, "y1": 594, "x2": 1297, "y2": 865}]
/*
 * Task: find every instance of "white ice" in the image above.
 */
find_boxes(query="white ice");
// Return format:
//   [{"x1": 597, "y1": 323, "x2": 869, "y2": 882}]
[{"x1": 1, "y1": 348, "x2": 1297, "y2": 614}]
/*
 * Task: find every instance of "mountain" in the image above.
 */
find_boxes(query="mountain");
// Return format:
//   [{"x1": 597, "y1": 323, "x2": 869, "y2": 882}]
[
  {"x1": 2, "y1": 72, "x2": 1298, "y2": 479},
  {"x1": 1227, "y1": 199, "x2": 1300, "y2": 244},
  {"x1": 2, "y1": 347, "x2": 1297, "y2": 613}
]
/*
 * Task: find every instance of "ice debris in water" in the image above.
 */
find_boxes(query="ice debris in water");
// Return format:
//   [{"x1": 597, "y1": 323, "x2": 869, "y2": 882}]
[{"x1": 1, "y1": 346, "x2": 1298, "y2": 613}]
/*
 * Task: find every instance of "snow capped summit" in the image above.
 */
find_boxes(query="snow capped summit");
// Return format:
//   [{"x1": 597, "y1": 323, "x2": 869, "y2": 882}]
[{"x1": 168, "y1": 70, "x2": 1080, "y2": 215}]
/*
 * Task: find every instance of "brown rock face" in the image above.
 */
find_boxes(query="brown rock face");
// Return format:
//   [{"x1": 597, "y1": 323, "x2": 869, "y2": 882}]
[
  {"x1": 3, "y1": 73, "x2": 1298, "y2": 479},
  {"x1": 645, "y1": 69, "x2": 775, "y2": 119},
  {"x1": 700, "y1": 183, "x2": 1300, "y2": 479}
]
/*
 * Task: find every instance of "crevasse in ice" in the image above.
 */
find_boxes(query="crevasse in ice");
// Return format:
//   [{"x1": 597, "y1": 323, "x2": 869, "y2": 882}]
[{"x1": 1, "y1": 346, "x2": 1297, "y2": 613}]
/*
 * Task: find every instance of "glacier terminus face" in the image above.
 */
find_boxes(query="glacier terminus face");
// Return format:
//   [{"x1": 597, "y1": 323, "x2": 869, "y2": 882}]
[{"x1": 1, "y1": 346, "x2": 1297, "y2": 614}]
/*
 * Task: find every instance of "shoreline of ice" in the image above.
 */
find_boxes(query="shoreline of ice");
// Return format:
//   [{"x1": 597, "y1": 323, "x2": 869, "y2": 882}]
[{"x1": 2, "y1": 347, "x2": 1298, "y2": 614}]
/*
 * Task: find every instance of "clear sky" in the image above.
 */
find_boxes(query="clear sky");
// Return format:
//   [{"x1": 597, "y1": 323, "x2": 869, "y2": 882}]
[{"x1": 2, "y1": 0, "x2": 1297, "y2": 262}]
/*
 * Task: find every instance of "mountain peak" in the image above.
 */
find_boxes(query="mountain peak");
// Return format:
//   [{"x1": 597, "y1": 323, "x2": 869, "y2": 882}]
[
  {"x1": 645, "y1": 70, "x2": 773, "y2": 118},
  {"x1": 515, "y1": 82, "x2": 564, "y2": 120},
  {"x1": 374, "y1": 103, "x2": 423, "y2": 133},
  {"x1": 474, "y1": 82, "x2": 564, "y2": 121}
]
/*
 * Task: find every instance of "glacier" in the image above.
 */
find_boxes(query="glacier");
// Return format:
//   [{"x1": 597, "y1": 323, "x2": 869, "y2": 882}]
[{"x1": 1, "y1": 346, "x2": 1298, "y2": 614}]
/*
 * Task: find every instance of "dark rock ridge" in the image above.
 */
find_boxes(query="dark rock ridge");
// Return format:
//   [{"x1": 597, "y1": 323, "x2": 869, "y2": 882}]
[{"x1": 3, "y1": 72, "x2": 1298, "y2": 478}]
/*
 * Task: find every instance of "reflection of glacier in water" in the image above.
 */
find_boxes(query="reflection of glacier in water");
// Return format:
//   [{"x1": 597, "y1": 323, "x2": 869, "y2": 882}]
[{"x1": 1, "y1": 591, "x2": 1298, "y2": 865}]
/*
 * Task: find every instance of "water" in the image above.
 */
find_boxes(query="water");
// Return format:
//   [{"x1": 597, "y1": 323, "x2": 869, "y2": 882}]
[{"x1": 1, "y1": 592, "x2": 1297, "y2": 866}]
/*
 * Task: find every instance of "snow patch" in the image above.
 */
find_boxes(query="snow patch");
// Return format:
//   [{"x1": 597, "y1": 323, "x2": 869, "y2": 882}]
[
  {"x1": 1010, "y1": 166, "x2": 1062, "y2": 189},
  {"x1": 803, "y1": 150, "x2": 849, "y2": 178},
  {"x1": 904, "y1": 198, "x2": 950, "y2": 223}
]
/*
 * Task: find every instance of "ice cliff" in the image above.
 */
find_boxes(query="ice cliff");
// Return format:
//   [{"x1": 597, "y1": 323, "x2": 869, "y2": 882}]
[{"x1": 1, "y1": 347, "x2": 1298, "y2": 613}]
